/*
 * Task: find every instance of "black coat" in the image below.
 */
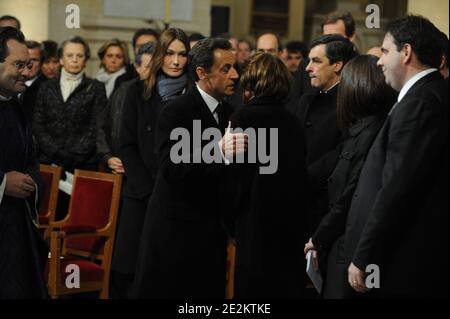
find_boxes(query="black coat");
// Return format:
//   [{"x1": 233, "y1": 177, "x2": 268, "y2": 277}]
[
  {"x1": 344, "y1": 72, "x2": 449, "y2": 298},
  {"x1": 132, "y1": 86, "x2": 233, "y2": 298},
  {"x1": 111, "y1": 80, "x2": 166, "y2": 275},
  {"x1": 33, "y1": 75, "x2": 107, "y2": 171},
  {"x1": 113, "y1": 64, "x2": 138, "y2": 96},
  {"x1": 227, "y1": 96, "x2": 310, "y2": 298},
  {"x1": 0, "y1": 98, "x2": 47, "y2": 298},
  {"x1": 294, "y1": 85, "x2": 342, "y2": 232},
  {"x1": 311, "y1": 114, "x2": 386, "y2": 298},
  {"x1": 97, "y1": 79, "x2": 137, "y2": 166},
  {"x1": 119, "y1": 80, "x2": 165, "y2": 200}
]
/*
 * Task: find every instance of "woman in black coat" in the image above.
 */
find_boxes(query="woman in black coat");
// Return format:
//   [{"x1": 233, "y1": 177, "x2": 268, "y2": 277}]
[
  {"x1": 304, "y1": 55, "x2": 397, "y2": 298},
  {"x1": 110, "y1": 28, "x2": 190, "y2": 298},
  {"x1": 33, "y1": 36, "x2": 107, "y2": 173},
  {"x1": 228, "y1": 53, "x2": 311, "y2": 298},
  {"x1": 33, "y1": 36, "x2": 107, "y2": 221}
]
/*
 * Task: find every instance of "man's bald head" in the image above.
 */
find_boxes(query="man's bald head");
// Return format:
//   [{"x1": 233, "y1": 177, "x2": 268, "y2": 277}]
[{"x1": 256, "y1": 33, "x2": 281, "y2": 56}]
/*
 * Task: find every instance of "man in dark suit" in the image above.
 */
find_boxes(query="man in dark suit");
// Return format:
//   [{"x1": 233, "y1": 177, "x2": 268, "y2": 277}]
[
  {"x1": 345, "y1": 15, "x2": 448, "y2": 298},
  {"x1": 287, "y1": 11, "x2": 359, "y2": 115},
  {"x1": 294, "y1": 34, "x2": 357, "y2": 233},
  {"x1": 133, "y1": 38, "x2": 247, "y2": 298}
]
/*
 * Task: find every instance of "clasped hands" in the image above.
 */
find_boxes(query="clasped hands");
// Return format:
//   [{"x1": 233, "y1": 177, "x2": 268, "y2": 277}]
[{"x1": 5, "y1": 171, "x2": 36, "y2": 199}]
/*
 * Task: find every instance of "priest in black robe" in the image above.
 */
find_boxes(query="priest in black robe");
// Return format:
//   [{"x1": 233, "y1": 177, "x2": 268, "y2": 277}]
[{"x1": 0, "y1": 26, "x2": 48, "y2": 299}]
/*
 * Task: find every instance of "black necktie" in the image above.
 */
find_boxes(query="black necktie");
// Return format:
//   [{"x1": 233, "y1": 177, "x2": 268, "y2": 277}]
[{"x1": 215, "y1": 102, "x2": 226, "y2": 128}]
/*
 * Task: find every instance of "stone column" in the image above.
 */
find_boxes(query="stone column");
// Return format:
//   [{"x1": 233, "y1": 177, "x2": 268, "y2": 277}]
[
  {"x1": 408, "y1": 0, "x2": 449, "y2": 36},
  {"x1": 0, "y1": 0, "x2": 49, "y2": 41}
]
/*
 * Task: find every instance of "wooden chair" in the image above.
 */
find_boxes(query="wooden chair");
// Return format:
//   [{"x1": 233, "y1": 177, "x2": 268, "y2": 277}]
[
  {"x1": 38, "y1": 164, "x2": 62, "y2": 238},
  {"x1": 225, "y1": 238, "x2": 236, "y2": 299},
  {"x1": 46, "y1": 170, "x2": 122, "y2": 299}
]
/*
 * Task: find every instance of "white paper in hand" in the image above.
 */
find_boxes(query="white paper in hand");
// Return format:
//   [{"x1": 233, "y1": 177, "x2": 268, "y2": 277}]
[{"x1": 306, "y1": 250, "x2": 323, "y2": 294}]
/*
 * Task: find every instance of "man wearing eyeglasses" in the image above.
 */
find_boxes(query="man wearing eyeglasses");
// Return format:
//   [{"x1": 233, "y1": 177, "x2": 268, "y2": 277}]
[{"x1": 0, "y1": 26, "x2": 48, "y2": 298}]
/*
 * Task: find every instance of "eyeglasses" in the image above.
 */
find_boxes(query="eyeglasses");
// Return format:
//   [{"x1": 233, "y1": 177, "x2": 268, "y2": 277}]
[{"x1": 13, "y1": 60, "x2": 34, "y2": 72}]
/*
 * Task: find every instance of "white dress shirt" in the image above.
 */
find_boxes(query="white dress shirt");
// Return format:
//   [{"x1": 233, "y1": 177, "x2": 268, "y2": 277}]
[
  {"x1": 196, "y1": 84, "x2": 220, "y2": 123},
  {"x1": 196, "y1": 84, "x2": 231, "y2": 163}
]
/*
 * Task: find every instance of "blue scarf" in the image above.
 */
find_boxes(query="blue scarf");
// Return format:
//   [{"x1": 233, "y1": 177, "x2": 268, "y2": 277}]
[{"x1": 156, "y1": 72, "x2": 188, "y2": 102}]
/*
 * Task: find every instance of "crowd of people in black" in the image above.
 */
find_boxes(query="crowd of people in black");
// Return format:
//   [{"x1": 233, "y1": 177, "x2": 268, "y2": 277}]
[{"x1": 0, "y1": 10, "x2": 448, "y2": 299}]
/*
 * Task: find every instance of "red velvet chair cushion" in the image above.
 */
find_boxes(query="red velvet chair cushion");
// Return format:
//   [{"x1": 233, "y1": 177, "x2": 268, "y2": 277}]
[
  {"x1": 39, "y1": 216, "x2": 49, "y2": 224},
  {"x1": 68, "y1": 177, "x2": 114, "y2": 228},
  {"x1": 45, "y1": 256, "x2": 104, "y2": 283},
  {"x1": 65, "y1": 177, "x2": 114, "y2": 253},
  {"x1": 66, "y1": 236, "x2": 105, "y2": 254}
]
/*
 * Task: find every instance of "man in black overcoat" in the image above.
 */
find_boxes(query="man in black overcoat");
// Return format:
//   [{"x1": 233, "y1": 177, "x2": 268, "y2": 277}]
[
  {"x1": 345, "y1": 15, "x2": 449, "y2": 298},
  {"x1": 132, "y1": 38, "x2": 247, "y2": 298},
  {"x1": 0, "y1": 27, "x2": 47, "y2": 298},
  {"x1": 293, "y1": 35, "x2": 358, "y2": 232}
]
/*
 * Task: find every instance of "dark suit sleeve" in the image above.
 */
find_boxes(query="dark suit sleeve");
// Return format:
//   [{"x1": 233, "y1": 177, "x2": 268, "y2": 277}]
[
  {"x1": 155, "y1": 102, "x2": 226, "y2": 184},
  {"x1": 119, "y1": 84, "x2": 154, "y2": 198},
  {"x1": 352, "y1": 97, "x2": 448, "y2": 270}
]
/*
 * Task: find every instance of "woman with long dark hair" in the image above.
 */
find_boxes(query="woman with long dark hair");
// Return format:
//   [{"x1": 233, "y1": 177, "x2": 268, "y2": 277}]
[
  {"x1": 110, "y1": 28, "x2": 190, "y2": 298},
  {"x1": 304, "y1": 55, "x2": 397, "y2": 298}
]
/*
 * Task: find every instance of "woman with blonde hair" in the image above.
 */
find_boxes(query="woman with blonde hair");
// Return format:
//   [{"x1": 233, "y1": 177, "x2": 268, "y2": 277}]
[
  {"x1": 110, "y1": 28, "x2": 190, "y2": 298},
  {"x1": 96, "y1": 38, "x2": 130, "y2": 99},
  {"x1": 227, "y1": 52, "x2": 310, "y2": 298}
]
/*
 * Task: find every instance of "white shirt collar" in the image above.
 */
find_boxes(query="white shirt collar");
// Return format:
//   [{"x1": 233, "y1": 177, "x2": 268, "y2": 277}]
[
  {"x1": 196, "y1": 83, "x2": 220, "y2": 114},
  {"x1": 398, "y1": 69, "x2": 438, "y2": 103},
  {"x1": 320, "y1": 81, "x2": 340, "y2": 94},
  {"x1": 25, "y1": 76, "x2": 38, "y2": 87},
  {"x1": 0, "y1": 94, "x2": 12, "y2": 101}
]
